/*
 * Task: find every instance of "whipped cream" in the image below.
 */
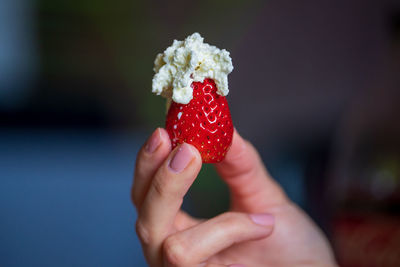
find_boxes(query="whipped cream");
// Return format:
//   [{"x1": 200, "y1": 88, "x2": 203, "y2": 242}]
[{"x1": 152, "y1": 32, "x2": 233, "y2": 104}]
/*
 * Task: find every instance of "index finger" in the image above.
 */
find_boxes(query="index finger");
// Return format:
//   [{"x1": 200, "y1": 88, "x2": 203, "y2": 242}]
[
  {"x1": 215, "y1": 130, "x2": 288, "y2": 212},
  {"x1": 137, "y1": 143, "x2": 202, "y2": 266}
]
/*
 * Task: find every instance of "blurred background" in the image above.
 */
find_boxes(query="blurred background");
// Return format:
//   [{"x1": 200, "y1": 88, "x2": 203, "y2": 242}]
[{"x1": 1, "y1": 0, "x2": 400, "y2": 266}]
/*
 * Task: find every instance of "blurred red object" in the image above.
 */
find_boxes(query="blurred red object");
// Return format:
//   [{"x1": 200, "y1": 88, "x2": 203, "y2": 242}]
[{"x1": 333, "y1": 213, "x2": 400, "y2": 267}]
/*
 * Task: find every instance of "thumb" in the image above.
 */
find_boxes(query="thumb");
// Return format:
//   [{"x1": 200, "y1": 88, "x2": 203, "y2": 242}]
[{"x1": 215, "y1": 130, "x2": 287, "y2": 212}]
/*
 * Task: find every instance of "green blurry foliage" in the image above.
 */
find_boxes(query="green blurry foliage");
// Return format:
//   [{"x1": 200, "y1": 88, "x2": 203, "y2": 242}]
[{"x1": 185, "y1": 164, "x2": 230, "y2": 218}]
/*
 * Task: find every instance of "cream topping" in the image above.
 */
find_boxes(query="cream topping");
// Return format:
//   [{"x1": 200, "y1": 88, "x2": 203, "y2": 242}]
[{"x1": 152, "y1": 32, "x2": 233, "y2": 104}]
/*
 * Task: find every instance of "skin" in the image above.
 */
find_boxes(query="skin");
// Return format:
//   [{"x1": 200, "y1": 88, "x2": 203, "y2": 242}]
[{"x1": 131, "y1": 128, "x2": 338, "y2": 267}]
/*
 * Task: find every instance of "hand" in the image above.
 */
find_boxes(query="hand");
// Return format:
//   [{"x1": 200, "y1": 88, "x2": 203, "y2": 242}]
[{"x1": 131, "y1": 128, "x2": 337, "y2": 266}]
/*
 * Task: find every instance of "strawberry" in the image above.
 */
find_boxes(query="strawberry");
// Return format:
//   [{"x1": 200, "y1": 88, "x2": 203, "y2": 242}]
[{"x1": 165, "y1": 78, "x2": 233, "y2": 163}]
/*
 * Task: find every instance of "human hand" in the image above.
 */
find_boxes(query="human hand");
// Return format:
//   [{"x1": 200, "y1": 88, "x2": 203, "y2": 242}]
[{"x1": 131, "y1": 128, "x2": 337, "y2": 266}]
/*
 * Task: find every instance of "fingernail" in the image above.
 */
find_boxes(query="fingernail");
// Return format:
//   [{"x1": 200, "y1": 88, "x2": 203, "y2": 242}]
[
  {"x1": 169, "y1": 143, "x2": 193, "y2": 173},
  {"x1": 145, "y1": 128, "x2": 161, "y2": 153},
  {"x1": 249, "y1": 213, "x2": 274, "y2": 226},
  {"x1": 229, "y1": 265, "x2": 246, "y2": 267}
]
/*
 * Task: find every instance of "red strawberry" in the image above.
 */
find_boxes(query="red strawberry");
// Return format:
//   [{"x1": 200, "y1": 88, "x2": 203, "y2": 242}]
[{"x1": 165, "y1": 78, "x2": 233, "y2": 163}]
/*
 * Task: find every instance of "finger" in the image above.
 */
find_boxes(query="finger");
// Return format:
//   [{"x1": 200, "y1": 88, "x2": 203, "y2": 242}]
[
  {"x1": 131, "y1": 128, "x2": 171, "y2": 209},
  {"x1": 215, "y1": 130, "x2": 287, "y2": 213},
  {"x1": 174, "y1": 210, "x2": 200, "y2": 231},
  {"x1": 162, "y1": 212, "x2": 274, "y2": 266},
  {"x1": 203, "y1": 264, "x2": 239, "y2": 267},
  {"x1": 136, "y1": 143, "x2": 202, "y2": 266}
]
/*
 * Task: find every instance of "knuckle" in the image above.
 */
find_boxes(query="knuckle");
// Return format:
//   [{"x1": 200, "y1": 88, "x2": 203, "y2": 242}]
[
  {"x1": 163, "y1": 235, "x2": 188, "y2": 266},
  {"x1": 217, "y1": 212, "x2": 246, "y2": 231},
  {"x1": 134, "y1": 148, "x2": 153, "y2": 178},
  {"x1": 135, "y1": 220, "x2": 153, "y2": 245},
  {"x1": 131, "y1": 187, "x2": 139, "y2": 207},
  {"x1": 131, "y1": 195, "x2": 139, "y2": 207},
  {"x1": 220, "y1": 211, "x2": 241, "y2": 224},
  {"x1": 134, "y1": 164, "x2": 147, "y2": 184},
  {"x1": 152, "y1": 175, "x2": 172, "y2": 199},
  {"x1": 134, "y1": 149, "x2": 145, "y2": 171}
]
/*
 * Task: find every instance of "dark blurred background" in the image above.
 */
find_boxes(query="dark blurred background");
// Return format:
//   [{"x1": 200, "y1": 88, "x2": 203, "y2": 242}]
[{"x1": 1, "y1": 0, "x2": 400, "y2": 266}]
